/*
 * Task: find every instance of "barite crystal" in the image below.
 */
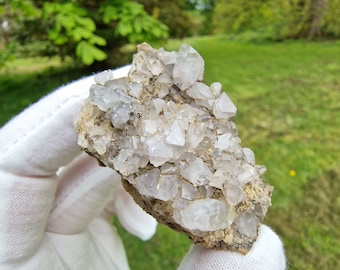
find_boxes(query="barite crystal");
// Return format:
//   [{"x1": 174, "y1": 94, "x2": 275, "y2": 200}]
[{"x1": 75, "y1": 43, "x2": 273, "y2": 254}]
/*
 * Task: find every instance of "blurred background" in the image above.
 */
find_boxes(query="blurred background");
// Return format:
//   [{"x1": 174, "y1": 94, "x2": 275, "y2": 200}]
[{"x1": 1, "y1": 0, "x2": 339, "y2": 269}]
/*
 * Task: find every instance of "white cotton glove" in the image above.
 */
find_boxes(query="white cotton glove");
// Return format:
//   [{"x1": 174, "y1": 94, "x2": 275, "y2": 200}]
[
  {"x1": 0, "y1": 66, "x2": 157, "y2": 270},
  {"x1": 178, "y1": 224, "x2": 286, "y2": 270}
]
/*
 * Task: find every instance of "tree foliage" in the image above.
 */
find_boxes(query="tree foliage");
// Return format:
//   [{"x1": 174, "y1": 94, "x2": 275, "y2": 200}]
[
  {"x1": 322, "y1": 0, "x2": 340, "y2": 37},
  {"x1": 212, "y1": 0, "x2": 287, "y2": 39},
  {"x1": 212, "y1": 0, "x2": 340, "y2": 40},
  {"x1": 135, "y1": 0, "x2": 195, "y2": 38},
  {"x1": 0, "y1": 0, "x2": 169, "y2": 67}
]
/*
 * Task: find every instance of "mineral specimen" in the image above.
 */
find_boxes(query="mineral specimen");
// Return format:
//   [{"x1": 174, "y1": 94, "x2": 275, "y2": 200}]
[{"x1": 75, "y1": 43, "x2": 273, "y2": 254}]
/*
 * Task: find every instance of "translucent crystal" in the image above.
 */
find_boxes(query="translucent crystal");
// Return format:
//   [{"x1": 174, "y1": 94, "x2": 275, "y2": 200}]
[
  {"x1": 152, "y1": 98, "x2": 165, "y2": 115},
  {"x1": 187, "y1": 122, "x2": 206, "y2": 148},
  {"x1": 242, "y1": 147, "x2": 255, "y2": 165},
  {"x1": 172, "y1": 198, "x2": 190, "y2": 209},
  {"x1": 165, "y1": 120, "x2": 185, "y2": 146},
  {"x1": 135, "y1": 168, "x2": 161, "y2": 197},
  {"x1": 112, "y1": 149, "x2": 140, "y2": 176},
  {"x1": 135, "y1": 168, "x2": 179, "y2": 201},
  {"x1": 109, "y1": 102, "x2": 134, "y2": 128},
  {"x1": 145, "y1": 134, "x2": 174, "y2": 166},
  {"x1": 158, "y1": 48, "x2": 177, "y2": 65},
  {"x1": 210, "y1": 82, "x2": 222, "y2": 97},
  {"x1": 213, "y1": 92, "x2": 237, "y2": 120},
  {"x1": 173, "y1": 44, "x2": 204, "y2": 90},
  {"x1": 175, "y1": 199, "x2": 228, "y2": 231},
  {"x1": 214, "y1": 133, "x2": 233, "y2": 151},
  {"x1": 142, "y1": 119, "x2": 161, "y2": 136},
  {"x1": 94, "y1": 70, "x2": 114, "y2": 85},
  {"x1": 180, "y1": 157, "x2": 212, "y2": 186},
  {"x1": 224, "y1": 182, "x2": 245, "y2": 205},
  {"x1": 128, "y1": 83, "x2": 143, "y2": 98},
  {"x1": 187, "y1": 82, "x2": 214, "y2": 100},
  {"x1": 238, "y1": 164, "x2": 258, "y2": 185},
  {"x1": 88, "y1": 85, "x2": 121, "y2": 111},
  {"x1": 180, "y1": 181, "x2": 198, "y2": 200},
  {"x1": 234, "y1": 211, "x2": 259, "y2": 238}
]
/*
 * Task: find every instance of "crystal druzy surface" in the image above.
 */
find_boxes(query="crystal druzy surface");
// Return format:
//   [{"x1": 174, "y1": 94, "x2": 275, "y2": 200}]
[{"x1": 75, "y1": 43, "x2": 273, "y2": 253}]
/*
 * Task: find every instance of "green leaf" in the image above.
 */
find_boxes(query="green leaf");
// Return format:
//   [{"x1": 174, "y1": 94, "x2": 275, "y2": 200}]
[
  {"x1": 88, "y1": 34, "x2": 107, "y2": 46},
  {"x1": 76, "y1": 17, "x2": 96, "y2": 32},
  {"x1": 72, "y1": 27, "x2": 93, "y2": 41},
  {"x1": 101, "y1": 6, "x2": 119, "y2": 23},
  {"x1": 133, "y1": 17, "x2": 143, "y2": 33},
  {"x1": 76, "y1": 41, "x2": 107, "y2": 65},
  {"x1": 116, "y1": 20, "x2": 133, "y2": 36},
  {"x1": 48, "y1": 28, "x2": 60, "y2": 40},
  {"x1": 53, "y1": 35, "x2": 68, "y2": 45},
  {"x1": 58, "y1": 14, "x2": 76, "y2": 30}
]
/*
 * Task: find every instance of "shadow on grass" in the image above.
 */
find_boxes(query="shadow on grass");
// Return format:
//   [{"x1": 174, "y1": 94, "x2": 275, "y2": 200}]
[
  {"x1": 0, "y1": 66, "x2": 92, "y2": 126},
  {"x1": 268, "y1": 167, "x2": 340, "y2": 270}
]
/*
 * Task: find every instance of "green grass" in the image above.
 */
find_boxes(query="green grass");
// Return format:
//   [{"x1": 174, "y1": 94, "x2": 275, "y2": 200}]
[
  {"x1": 1, "y1": 36, "x2": 340, "y2": 269},
  {"x1": 0, "y1": 61, "x2": 91, "y2": 125}
]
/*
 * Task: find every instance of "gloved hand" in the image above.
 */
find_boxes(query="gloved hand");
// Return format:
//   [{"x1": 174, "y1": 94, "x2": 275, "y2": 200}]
[
  {"x1": 0, "y1": 66, "x2": 157, "y2": 270},
  {"x1": 178, "y1": 224, "x2": 286, "y2": 270},
  {"x1": 0, "y1": 65, "x2": 286, "y2": 270}
]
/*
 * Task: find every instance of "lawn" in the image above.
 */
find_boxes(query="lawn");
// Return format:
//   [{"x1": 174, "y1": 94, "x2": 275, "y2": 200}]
[{"x1": 1, "y1": 36, "x2": 340, "y2": 269}]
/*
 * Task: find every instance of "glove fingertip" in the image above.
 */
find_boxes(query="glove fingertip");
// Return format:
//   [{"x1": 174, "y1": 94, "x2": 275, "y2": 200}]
[{"x1": 107, "y1": 188, "x2": 157, "y2": 241}]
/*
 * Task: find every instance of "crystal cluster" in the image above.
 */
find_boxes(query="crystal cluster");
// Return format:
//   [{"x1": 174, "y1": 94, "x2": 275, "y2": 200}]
[{"x1": 75, "y1": 43, "x2": 273, "y2": 253}]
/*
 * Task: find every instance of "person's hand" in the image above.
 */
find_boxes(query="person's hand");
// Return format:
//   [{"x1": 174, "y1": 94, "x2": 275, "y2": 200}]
[
  {"x1": 178, "y1": 224, "x2": 286, "y2": 270},
  {"x1": 0, "y1": 66, "x2": 157, "y2": 270}
]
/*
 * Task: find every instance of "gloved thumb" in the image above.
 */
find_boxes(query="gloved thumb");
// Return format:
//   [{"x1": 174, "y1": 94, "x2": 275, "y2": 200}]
[{"x1": 178, "y1": 225, "x2": 286, "y2": 270}]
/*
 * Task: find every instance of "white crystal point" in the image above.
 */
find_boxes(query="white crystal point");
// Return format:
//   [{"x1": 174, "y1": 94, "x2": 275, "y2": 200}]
[
  {"x1": 112, "y1": 149, "x2": 140, "y2": 176},
  {"x1": 187, "y1": 82, "x2": 214, "y2": 100},
  {"x1": 173, "y1": 44, "x2": 204, "y2": 90},
  {"x1": 211, "y1": 169, "x2": 226, "y2": 189},
  {"x1": 213, "y1": 92, "x2": 237, "y2": 119},
  {"x1": 135, "y1": 168, "x2": 179, "y2": 201},
  {"x1": 175, "y1": 199, "x2": 228, "y2": 231},
  {"x1": 180, "y1": 181, "x2": 198, "y2": 200},
  {"x1": 142, "y1": 119, "x2": 161, "y2": 136},
  {"x1": 157, "y1": 175, "x2": 179, "y2": 200},
  {"x1": 238, "y1": 164, "x2": 258, "y2": 185},
  {"x1": 165, "y1": 120, "x2": 185, "y2": 146},
  {"x1": 145, "y1": 134, "x2": 174, "y2": 166},
  {"x1": 214, "y1": 133, "x2": 233, "y2": 151},
  {"x1": 94, "y1": 70, "x2": 114, "y2": 85},
  {"x1": 180, "y1": 157, "x2": 212, "y2": 186},
  {"x1": 210, "y1": 82, "x2": 222, "y2": 97},
  {"x1": 152, "y1": 98, "x2": 165, "y2": 115},
  {"x1": 128, "y1": 82, "x2": 143, "y2": 98},
  {"x1": 93, "y1": 135, "x2": 111, "y2": 155},
  {"x1": 88, "y1": 85, "x2": 120, "y2": 111},
  {"x1": 242, "y1": 147, "x2": 255, "y2": 165},
  {"x1": 234, "y1": 211, "x2": 259, "y2": 237},
  {"x1": 158, "y1": 47, "x2": 177, "y2": 65},
  {"x1": 188, "y1": 122, "x2": 206, "y2": 148},
  {"x1": 110, "y1": 102, "x2": 134, "y2": 128},
  {"x1": 135, "y1": 168, "x2": 160, "y2": 197},
  {"x1": 224, "y1": 182, "x2": 245, "y2": 205}
]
